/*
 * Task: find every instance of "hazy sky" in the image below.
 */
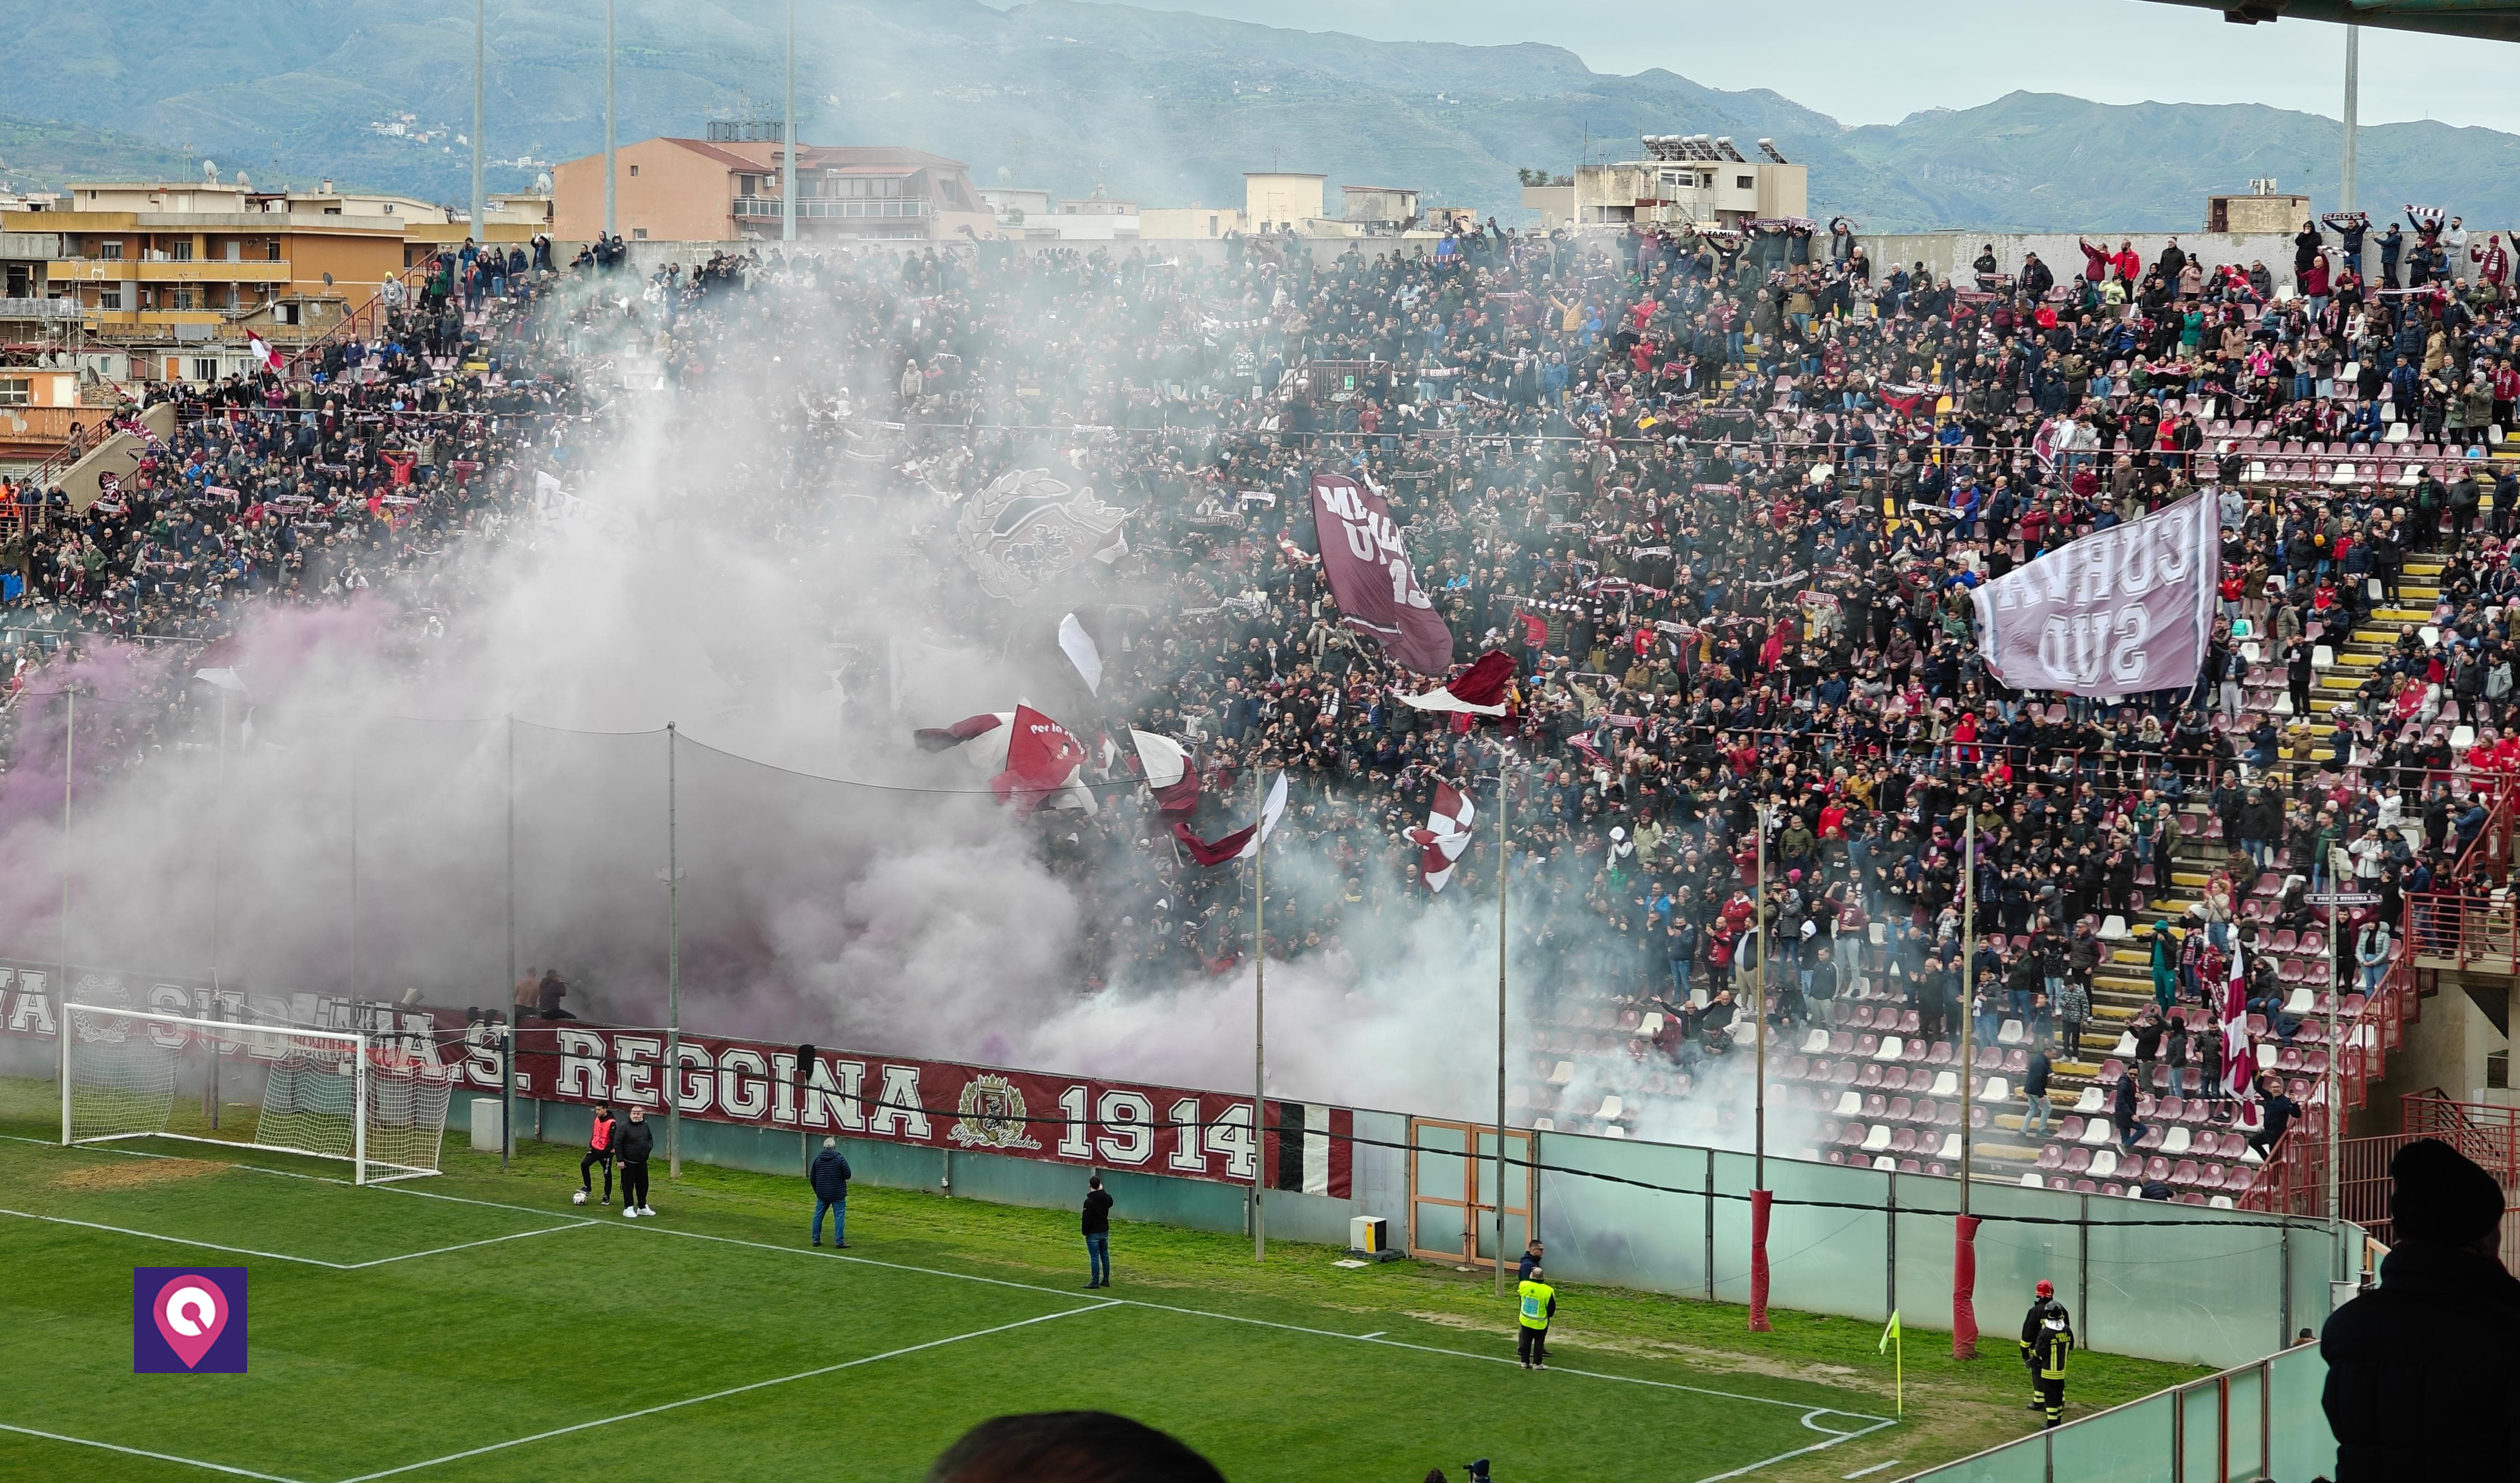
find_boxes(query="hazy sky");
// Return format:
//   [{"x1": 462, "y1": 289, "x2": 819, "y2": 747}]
[{"x1": 1028, "y1": 0, "x2": 2520, "y2": 135}]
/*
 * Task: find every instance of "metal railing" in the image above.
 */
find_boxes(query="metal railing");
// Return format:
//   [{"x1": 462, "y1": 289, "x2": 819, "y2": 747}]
[
  {"x1": 1899, "y1": 1341, "x2": 2331, "y2": 1481},
  {"x1": 730, "y1": 196, "x2": 927, "y2": 220},
  {"x1": 285, "y1": 253, "x2": 444, "y2": 376}
]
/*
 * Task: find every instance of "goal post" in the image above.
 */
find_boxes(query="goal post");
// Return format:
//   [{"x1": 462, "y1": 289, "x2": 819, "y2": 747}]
[{"x1": 58, "y1": 1002, "x2": 452, "y2": 1184}]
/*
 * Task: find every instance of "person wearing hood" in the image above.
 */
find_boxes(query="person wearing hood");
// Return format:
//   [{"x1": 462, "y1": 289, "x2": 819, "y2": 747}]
[{"x1": 2323, "y1": 1138, "x2": 2520, "y2": 1478}]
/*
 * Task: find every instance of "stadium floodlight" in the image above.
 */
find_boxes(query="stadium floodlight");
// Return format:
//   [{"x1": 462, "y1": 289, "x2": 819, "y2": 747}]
[{"x1": 59, "y1": 1002, "x2": 452, "y2": 1184}]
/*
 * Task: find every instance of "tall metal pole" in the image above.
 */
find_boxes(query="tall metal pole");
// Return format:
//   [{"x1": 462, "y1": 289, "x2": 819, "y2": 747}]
[
  {"x1": 1252, "y1": 767, "x2": 1266, "y2": 1262},
  {"x1": 1493, "y1": 769, "x2": 1511, "y2": 1299},
  {"x1": 781, "y1": 0, "x2": 797, "y2": 245},
  {"x1": 471, "y1": 0, "x2": 487, "y2": 240},
  {"x1": 503, "y1": 713, "x2": 516, "y2": 1170},
  {"x1": 603, "y1": 0, "x2": 617, "y2": 239},
  {"x1": 2328, "y1": 900, "x2": 2343, "y2": 1275},
  {"x1": 59, "y1": 688, "x2": 73, "y2": 1009},
  {"x1": 1754, "y1": 802, "x2": 1768, "y2": 1188},
  {"x1": 666, "y1": 722, "x2": 681, "y2": 1180},
  {"x1": 211, "y1": 690, "x2": 225, "y2": 988},
  {"x1": 348, "y1": 744, "x2": 359, "y2": 996},
  {"x1": 1961, "y1": 810, "x2": 1976, "y2": 1198},
  {"x1": 2340, "y1": 26, "x2": 2361, "y2": 214}
]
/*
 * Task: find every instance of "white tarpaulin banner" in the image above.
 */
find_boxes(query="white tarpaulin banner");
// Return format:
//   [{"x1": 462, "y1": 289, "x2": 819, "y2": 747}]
[{"x1": 1970, "y1": 490, "x2": 2219, "y2": 698}]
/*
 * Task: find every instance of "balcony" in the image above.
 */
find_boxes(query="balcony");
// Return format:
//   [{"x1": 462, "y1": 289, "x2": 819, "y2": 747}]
[
  {"x1": 0, "y1": 297, "x2": 81, "y2": 322},
  {"x1": 43, "y1": 259, "x2": 295, "y2": 283},
  {"x1": 730, "y1": 196, "x2": 928, "y2": 220}
]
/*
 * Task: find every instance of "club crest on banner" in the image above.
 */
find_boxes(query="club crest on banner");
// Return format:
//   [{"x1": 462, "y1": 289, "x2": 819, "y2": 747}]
[
  {"x1": 949, "y1": 1073, "x2": 1043, "y2": 1151},
  {"x1": 955, "y1": 468, "x2": 1130, "y2": 602}
]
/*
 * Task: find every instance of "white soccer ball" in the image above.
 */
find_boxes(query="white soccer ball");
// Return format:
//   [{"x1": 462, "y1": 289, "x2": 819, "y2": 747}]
[{"x1": 571, "y1": 1190, "x2": 587, "y2": 1206}]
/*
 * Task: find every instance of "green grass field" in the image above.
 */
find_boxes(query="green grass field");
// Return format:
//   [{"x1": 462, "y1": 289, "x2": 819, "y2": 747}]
[{"x1": 0, "y1": 1093, "x2": 2204, "y2": 1483}]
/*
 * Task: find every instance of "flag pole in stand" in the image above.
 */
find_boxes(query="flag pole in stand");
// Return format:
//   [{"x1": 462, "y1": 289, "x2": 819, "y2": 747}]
[
  {"x1": 1252, "y1": 766, "x2": 1267, "y2": 1263},
  {"x1": 502, "y1": 712, "x2": 516, "y2": 1170},
  {"x1": 666, "y1": 722, "x2": 681, "y2": 1181},
  {"x1": 1493, "y1": 764, "x2": 1511, "y2": 1300},
  {"x1": 1748, "y1": 797, "x2": 1772, "y2": 1333},
  {"x1": 1955, "y1": 805, "x2": 1981, "y2": 1361}
]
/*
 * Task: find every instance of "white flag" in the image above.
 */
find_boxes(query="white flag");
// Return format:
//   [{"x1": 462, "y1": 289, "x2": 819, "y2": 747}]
[{"x1": 1058, "y1": 612, "x2": 1102, "y2": 695}]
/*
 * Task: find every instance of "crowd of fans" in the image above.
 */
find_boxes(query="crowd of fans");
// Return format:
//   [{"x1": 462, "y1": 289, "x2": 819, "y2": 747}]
[{"x1": 8, "y1": 203, "x2": 2520, "y2": 1181}]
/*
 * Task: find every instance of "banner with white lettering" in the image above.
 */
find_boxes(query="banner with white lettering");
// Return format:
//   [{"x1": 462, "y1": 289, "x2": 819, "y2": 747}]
[
  {"x1": 0, "y1": 962, "x2": 1352, "y2": 1198},
  {"x1": 1970, "y1": 490, "x2": 2218, "y2": 698}
]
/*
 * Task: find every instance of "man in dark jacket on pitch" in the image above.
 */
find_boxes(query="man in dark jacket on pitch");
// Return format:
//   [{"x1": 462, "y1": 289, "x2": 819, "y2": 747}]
[
  {"x1": 2323, "y1": 1138, "x2": 2520, "y2": 1479},
  {"x1": 810, "y1": 1137, "x2": 853, "y2": 1249},
  {"x1": 614, "y1": 1106, "x2": 656, "y2": 1218}
]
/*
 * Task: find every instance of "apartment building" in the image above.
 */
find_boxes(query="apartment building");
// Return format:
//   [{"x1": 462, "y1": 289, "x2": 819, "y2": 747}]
[{"x1": 551, "y1": 127, "x2": 994, "y2": 243}]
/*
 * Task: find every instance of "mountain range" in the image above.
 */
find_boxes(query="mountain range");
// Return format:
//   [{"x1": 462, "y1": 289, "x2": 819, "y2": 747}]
[{"x1": 5, "y1": 0, "x2": 2517, "y2": 231}]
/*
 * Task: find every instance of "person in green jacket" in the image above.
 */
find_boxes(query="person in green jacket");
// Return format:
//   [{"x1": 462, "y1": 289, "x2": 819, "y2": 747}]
[{"x1": 2150, "y1": 921, "x2": 2180, "y2": 1012}]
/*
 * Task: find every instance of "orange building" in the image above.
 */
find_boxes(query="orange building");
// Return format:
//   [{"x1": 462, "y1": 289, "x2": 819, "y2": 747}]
[{"x1": 551, "y1": 132, "x2": 994, "y2": 244}]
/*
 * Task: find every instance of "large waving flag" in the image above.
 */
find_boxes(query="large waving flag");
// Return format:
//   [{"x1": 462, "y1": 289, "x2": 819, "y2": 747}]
[
  {"x1": 1397, "y1": 650, "x2": 1515, "y2": 717},
  {"x1": 993, "y1": 705, "x2": 1088, "y2": 819},
  {"x1": 1173, "y1": 773, "x2": 1287, "y2": 867},
  {"x1": 1409, "y1": 782, "x2": 1478, "y2": 892},
  {"x1": 2221, "y1": 938, "x2": 2254, "y2": 1100}
]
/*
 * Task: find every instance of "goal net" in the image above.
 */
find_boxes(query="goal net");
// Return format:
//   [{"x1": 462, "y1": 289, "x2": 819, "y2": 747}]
[{"x1": 60, "y1": 1003, "x2": 452, "y2": 1183}]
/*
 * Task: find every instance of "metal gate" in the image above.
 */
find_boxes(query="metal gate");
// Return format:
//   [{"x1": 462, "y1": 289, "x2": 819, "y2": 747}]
[{"x1": 1408, "y1": 1118, "x2": 1533, "y2": 1266}]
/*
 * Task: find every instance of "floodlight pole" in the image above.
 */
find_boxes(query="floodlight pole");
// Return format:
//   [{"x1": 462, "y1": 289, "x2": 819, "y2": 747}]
[
  {"x1": 603, "y1": 0, "x2": 617, "y2": 238},
  {"x1": 471, "y1": 0, "x2": 486, "y2": 240},
  {"x1": 782, "y1": 0, "x2": 797, "y2": 245},
  {"x1": 2341, "y1": 26, "x2": 2360, "y2": 214},
  {"x1": 667, "y1": 722, "x2": 682, "y2": 1180}
]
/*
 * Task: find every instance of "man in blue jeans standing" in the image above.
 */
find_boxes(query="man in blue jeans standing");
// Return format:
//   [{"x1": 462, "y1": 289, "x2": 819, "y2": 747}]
[
  {"x1": 1082, "y1": 1173, "x2": 1114, "y2": 1288},
  {"x1": 809, "y1": 1137, "x2": 851, "y2": 1249}
]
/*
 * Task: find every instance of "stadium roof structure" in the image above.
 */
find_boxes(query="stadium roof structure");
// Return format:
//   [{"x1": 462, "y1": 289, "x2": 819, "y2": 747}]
[{"x1": 2142, "y1": 0, "x2": 2520, "y2": 42}]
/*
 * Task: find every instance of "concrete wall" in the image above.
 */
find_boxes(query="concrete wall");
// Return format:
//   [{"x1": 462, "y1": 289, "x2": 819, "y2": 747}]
[
  {"x1": 1859, "y1": 230, "x2": 2309, "y2": 289},
  {"x1": 2365, "y1": 974, "x2": 2510, "y2": 1130}
]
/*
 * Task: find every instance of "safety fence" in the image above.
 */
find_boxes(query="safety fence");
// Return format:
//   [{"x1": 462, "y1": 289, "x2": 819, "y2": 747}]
[{"x1": 1898, "y1": 1340, "x2": 2332, "y2": 1482}]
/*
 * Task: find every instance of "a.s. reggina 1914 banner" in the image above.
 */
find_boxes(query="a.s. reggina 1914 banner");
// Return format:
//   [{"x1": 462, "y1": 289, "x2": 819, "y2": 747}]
[
  {"x1": 1970, "y1": 489, "x2": 2220, "y2": 699},
  {"x1": 0, "y1": 961, "x2": 1352, "y2": 1197}
]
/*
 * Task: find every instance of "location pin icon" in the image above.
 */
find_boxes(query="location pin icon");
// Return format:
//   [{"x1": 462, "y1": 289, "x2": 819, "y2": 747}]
[{"x1": 153, "y1": 1276, "x2": 228, "y2": 1370}]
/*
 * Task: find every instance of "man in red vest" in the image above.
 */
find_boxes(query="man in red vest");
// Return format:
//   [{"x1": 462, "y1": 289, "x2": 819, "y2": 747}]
[{"x1": 578, "y1": 1104, "x2": 616, "y2": 1206}]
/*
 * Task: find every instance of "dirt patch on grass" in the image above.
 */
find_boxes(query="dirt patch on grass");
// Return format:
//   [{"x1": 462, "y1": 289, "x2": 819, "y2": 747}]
[{"x1": 52, "y1": 1158, "x2": 225, "y2": 1193}]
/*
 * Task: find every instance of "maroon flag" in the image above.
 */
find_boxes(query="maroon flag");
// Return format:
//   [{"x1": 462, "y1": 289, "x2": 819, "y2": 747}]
[
  {"x1": 1310, "y1": 470, "x2": 1454, "y2": 674},
  {"x1": 1408, "y1": 782, "x2": 1478, "y2": 891},
  {"x1": 1970, "y1": 491, "x2": 2218, "y2": 699},
  {"x1": 1174, "y1": 820, "x2": 1258, "y2": 866},
  {"x1": 992, "y1": 705, "x2": 1086, "y2": 819},
  {"x1": 1397, "y1": 649, "x2": 1515, "y2": 716}
]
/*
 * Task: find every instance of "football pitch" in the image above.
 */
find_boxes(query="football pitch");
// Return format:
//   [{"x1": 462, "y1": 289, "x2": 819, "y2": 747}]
[{"x1": 0, "y1": 1109, "x2": 2188, "y2": 1482}]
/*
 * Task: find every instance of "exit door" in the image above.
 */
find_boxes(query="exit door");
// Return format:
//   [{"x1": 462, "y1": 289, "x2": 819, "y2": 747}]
[{"x1": 1408, "y1": 1118, "x2": 1533, "y2": 1266}]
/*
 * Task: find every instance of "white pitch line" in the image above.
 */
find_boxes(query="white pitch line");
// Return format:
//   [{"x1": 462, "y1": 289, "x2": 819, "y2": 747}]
[
  {"x1": 1842, "y1": 1461, "x2": 1902, "y2": 1479},
  {"x1": 339, "y1": 1221, "x2": 599, "y2": 1269},
  {"x1": 371, "y1": 1182, "x2": 1893, "y2": 1423},
  {"x1": 0, "y1": 1421, "x2": 307, "y2": 1482},
  {"x1": 1689, "y1": 1412, "x2": 1900, "y2": 1483},
  {"x1": 326, "y1": 1301, "x2": 1121, "y2": 1482},
  {"x1": 0, "y1": 1207, "x2": 350, "y2": 1269}
]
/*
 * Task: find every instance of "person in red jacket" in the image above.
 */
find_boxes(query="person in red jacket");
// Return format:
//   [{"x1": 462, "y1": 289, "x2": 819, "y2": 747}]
[{"x1": 579, "y1": 1104, "x2": 616, "y2": 1206}]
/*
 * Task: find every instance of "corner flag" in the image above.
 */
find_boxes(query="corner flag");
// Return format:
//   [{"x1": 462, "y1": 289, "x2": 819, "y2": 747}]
[{"x1": 1880, "y1": 1310, "x2": 1904, "y2": 1416}]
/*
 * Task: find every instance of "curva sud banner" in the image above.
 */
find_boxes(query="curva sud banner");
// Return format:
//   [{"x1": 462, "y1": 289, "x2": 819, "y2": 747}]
[
  {"x1": 0, "y1": 961, "x2": 1353, "y2": 1198},
  {"x1": 1970, "y1": 489, "x2": 2220, "y2": 699}
]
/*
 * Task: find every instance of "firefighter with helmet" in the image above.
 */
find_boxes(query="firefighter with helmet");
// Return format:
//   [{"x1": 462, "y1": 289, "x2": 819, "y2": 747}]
[{"x1": 2021, "y1": 1278, "x2": 2075, "y2": 1428}]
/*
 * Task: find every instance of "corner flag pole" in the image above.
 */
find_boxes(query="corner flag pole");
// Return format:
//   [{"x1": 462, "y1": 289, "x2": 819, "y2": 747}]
[{"x1": 1880, "y1": 1309, "x2": 1904, "y2": 1416}]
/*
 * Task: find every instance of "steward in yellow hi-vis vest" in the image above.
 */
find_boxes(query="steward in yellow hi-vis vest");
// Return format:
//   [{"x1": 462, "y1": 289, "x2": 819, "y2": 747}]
[{"x1": 1516, "y1": 1269, "x2": 1556, "y2": 1370}]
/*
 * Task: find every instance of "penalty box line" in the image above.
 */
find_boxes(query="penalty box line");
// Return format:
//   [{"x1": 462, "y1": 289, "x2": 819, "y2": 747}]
[
  {"x1": 382, "y1": 1182, "x2": 1898, "y2": 1427},
  {"x1": 327, "y1": 1301, "x2": 1122, "y2": 1482}
]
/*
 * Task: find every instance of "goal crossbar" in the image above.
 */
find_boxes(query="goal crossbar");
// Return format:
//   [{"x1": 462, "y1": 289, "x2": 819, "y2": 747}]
[{"x1": 57, "y1": 1002, "x2": 450, "y2": 1185}]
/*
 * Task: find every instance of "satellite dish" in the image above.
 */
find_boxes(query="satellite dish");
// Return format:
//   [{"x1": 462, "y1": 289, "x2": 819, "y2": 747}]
[
  {"x1": 322, "y1": 271, "x2": 335, "y2": 287},
  {"x1": 203, "y1": 158, "x2": 219, "y2": 182},
  {"x1": 996, "y1": 165, "x2": 1011, "y2": 184}
]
